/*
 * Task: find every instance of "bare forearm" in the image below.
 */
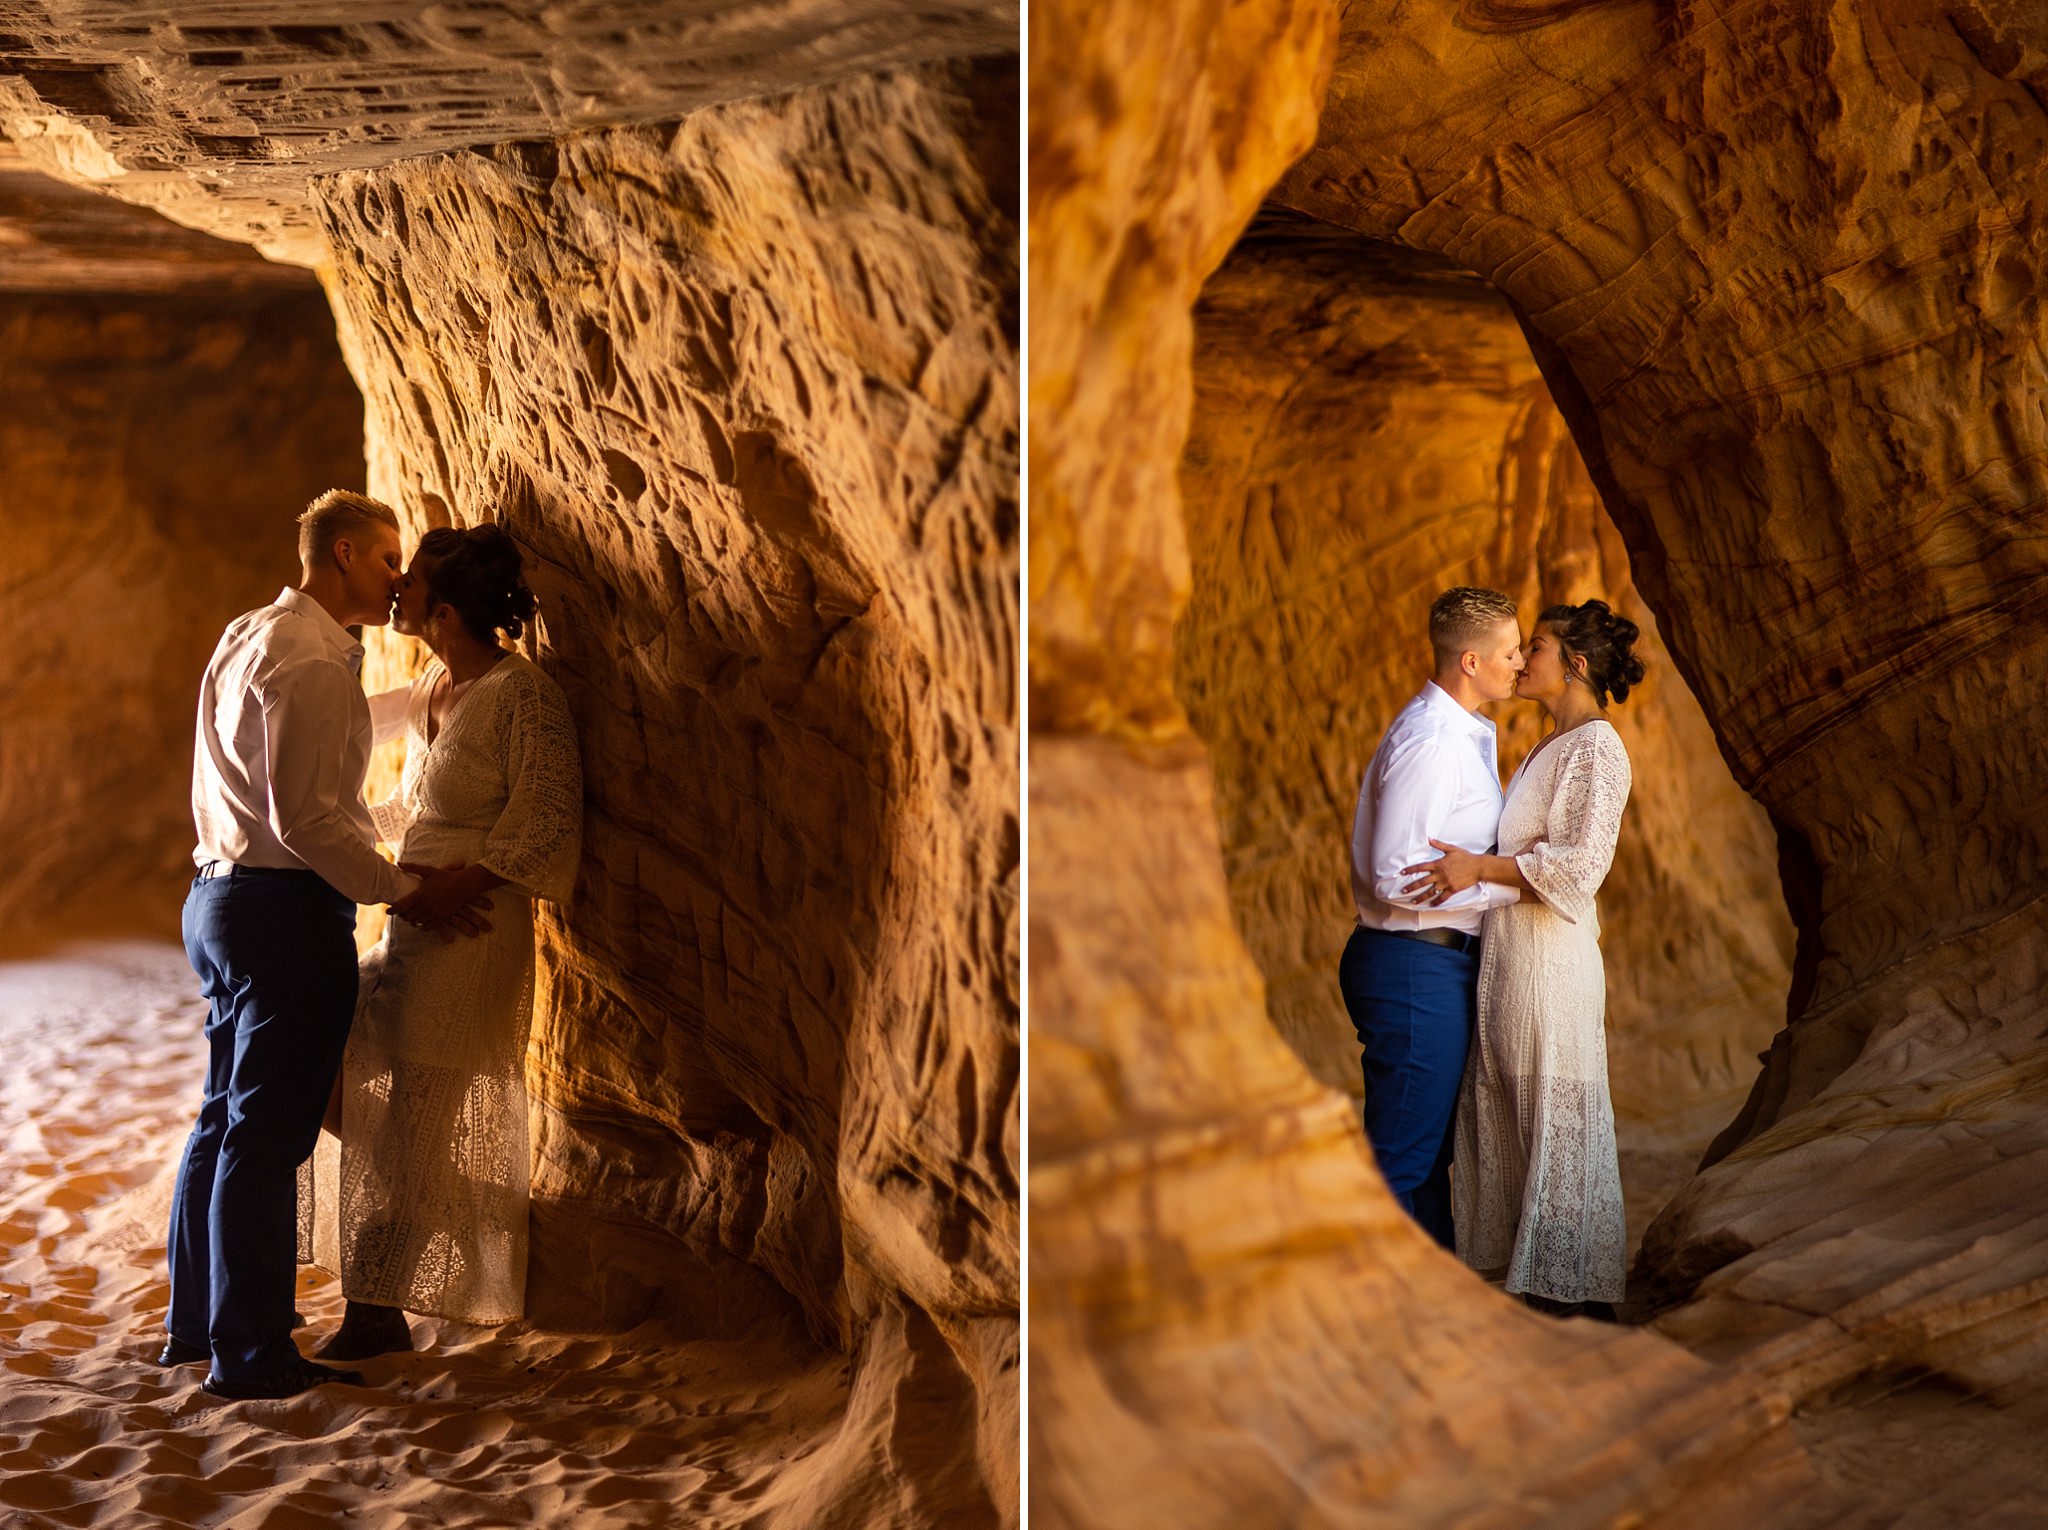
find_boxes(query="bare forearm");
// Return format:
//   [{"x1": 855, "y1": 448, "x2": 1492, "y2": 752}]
[
  {"x1": 1476, "y1": 853, "x2": 1530, "y2": 893},
  {"x1": 453, "y1": 863, "x2": 506, "y2": 899},
  {"x1": 390, "y1": 859, "x2": 506, "y2": 934}
]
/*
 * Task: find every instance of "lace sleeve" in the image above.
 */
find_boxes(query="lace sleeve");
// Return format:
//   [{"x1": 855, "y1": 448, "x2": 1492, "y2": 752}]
[
  {"x1": 1514, "y1": 727, "x2": 1631, "y2": 925},
  {"x1": 365, "y1": 669, "x2": 430, "y2": 844},
  {"x1": 368, "y1": 794, "x2": 408, "y2": 845},
  {"x1": 477, "y1": 665, "x2": 584, "y2": 904},
  {"x1": 366, "y1": 685, "x2": 410, "y2": 747}
]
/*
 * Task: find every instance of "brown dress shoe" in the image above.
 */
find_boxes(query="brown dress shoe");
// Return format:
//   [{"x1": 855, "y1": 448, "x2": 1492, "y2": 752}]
[
  {"x1": 314, "y1": 1301, "x2": 414, "y2": 1362},
  {"x1": 201, "y1": 1357, "x2": 367, "y2": 1400}
]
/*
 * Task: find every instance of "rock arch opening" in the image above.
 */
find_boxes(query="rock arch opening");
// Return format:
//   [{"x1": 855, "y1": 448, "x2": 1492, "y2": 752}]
[
  {"x1": 1035, "y1": 0, "x2": 2048, "y2": 1520},
  {"x1": 1172, "y1": 206, "x2": 1794, "y2": 1257},
  {"x1": 0, "y1": 143, "x2": 366, "y2": 943}
]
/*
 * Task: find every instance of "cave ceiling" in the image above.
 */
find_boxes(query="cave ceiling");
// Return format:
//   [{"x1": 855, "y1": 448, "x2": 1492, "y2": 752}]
[{"x1": 0, "y1": 1, "x2": 1018, "y2": 263}]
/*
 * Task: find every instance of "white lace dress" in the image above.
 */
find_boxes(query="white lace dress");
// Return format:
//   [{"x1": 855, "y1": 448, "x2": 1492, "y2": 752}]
[
  {"x1": 1453, "y1": 719, "x2": 1631, "y2": 1304},
  {"x1": 299, "y1": 652, "x2": 582, "y2": 1323}
]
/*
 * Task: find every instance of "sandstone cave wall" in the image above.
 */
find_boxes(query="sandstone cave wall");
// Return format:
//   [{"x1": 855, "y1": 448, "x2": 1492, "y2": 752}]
[
  {"x1": 316, "y1": 61, "x2": 1019, "y2": 1516},
  {"x1": 0, "y1": 165, "x2": 363, "y2": 939},
  {"x1": 1026, "y1": 0, "x2": 1809, "y2": 1522},
  {"x1": 0, "y1": 2, "x2": 1018, "y2": 268},
  {"x1": 1271, "y1": 0, "x2": 2048, "y2": 1396},
  {"x1": 1029, "y1": 0, "x2": 2048, "y2": 1502},
  {"x1": 1175, "y1": 217, "x2": 1793, "y2": 1237},
  {"x1": 3, "y1": 17, "x2": 1019, "y2": 1522}
]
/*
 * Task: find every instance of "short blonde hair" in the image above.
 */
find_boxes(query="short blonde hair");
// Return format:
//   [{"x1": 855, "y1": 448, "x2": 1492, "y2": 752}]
[
  {"x1": 297, "y1": 489, "x2": 399, "y2": 567},
  {"x1": 1429, "y1": 586, "x2": 1518, "y2": 667}
]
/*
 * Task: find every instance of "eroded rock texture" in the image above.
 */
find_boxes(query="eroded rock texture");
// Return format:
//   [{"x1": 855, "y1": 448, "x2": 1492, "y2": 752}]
[
  {"x1": 0, "y1": 145, "x2": 363, "y2": 935},
  {"x1": 3, "y1": 13, "x2": 1017, "y2": 1525},
  {"x1": 0, "y1": 2, "x2": 1017, "y2": 265},
  {"x1": 1175, "y1": 213, "x2": 1792, "y2": 1245},
  {"x1": 1271, "y1": 0, "x2": 2048, "y2": 1428},
  {"x1": 1028, "y1": 0, "x2": 1808, "y2": 1523},
  {"x1": 319, "y1": 63, "x2": 1020, "y2": 1519}
]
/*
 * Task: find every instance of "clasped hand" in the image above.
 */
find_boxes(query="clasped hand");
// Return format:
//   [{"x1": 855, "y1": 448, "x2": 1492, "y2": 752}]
[
  {"x1": 1401, "y1": 838, "x2": 1481, "y2": 907},
  {"x1": 389, "y1": 861, "x2": 497, "y2": 940}
]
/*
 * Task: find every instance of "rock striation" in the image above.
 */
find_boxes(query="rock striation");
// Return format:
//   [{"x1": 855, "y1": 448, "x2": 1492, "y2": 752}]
[
  {"x1": 0, "y1": 2, "x2": 1017, "y2": 265},
  {"x1": 3, "y1": 12, "x2": 1016, "y2": 1525},
  {"x1": 1028, "y1": 0, "x2": 1810, "y2": 1522},
  {"x1": 319, "y1": 61, "x2": 1021, "y2": 1519},
  {"x1": 1274, "y1": 0, "x2": 2048, "y2": 1429},
  {"x1": 1037, "y1": 0, "x2": 2048, "y2": 1519},
  {"x1": 1175, "y1": 212, "x2": 1792, "y2": 1248}
]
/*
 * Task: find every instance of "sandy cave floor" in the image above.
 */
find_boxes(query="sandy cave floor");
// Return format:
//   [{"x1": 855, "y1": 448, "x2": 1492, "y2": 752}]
[
  {"x1": 8, "y1": 941, "x2": 2048, "y2": 1525},
  {"x1": 0, "y1": 939, "x2": 854, "y2": 1530}
]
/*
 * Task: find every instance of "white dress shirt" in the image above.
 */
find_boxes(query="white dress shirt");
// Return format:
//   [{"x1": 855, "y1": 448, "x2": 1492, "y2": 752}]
[
  {"x1": 1350, "y1": 681, "x2": 1521, "y2": 937},
  {"x1": 191, "y1": 588, "x2": 417, "y2": 906}
]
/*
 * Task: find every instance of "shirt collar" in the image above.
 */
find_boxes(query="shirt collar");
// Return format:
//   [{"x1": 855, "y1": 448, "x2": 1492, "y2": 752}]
[
  {"x1": 274, "y1": 587, "x2": 366, "y2": 667},
  {"x1": 1421, "y1": 680, "x2": 1496, "y2": 736}
]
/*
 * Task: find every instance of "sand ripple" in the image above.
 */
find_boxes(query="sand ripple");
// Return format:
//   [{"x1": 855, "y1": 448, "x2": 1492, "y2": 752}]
[{"x1": 0, "y1": 940, "x2": 856, "y2": 1528}]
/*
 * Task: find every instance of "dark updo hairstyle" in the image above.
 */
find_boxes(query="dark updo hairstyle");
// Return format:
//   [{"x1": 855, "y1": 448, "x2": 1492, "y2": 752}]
[
  {"x1": 1538, "y1": 598, "x2": 1646, "y2": 706},
  {"x1": 417, "y1": 522, "x2": 538, "y2": 642}
]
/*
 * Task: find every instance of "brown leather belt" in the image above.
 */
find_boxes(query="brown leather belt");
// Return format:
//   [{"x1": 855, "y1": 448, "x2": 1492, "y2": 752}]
[
  {"x1": 195, "y1": 861, "x2": 317, "y2": 880},
  {"x1": 1375, "y1": 925, "x2": 1482, "y2": 957}
]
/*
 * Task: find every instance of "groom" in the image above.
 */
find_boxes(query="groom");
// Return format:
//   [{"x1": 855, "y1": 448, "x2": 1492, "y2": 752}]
[
  {"x1": 1340, "y1": 587, "x2": 1524, "y2": 1249},
  {"x1": 163, "y1": 489, "x2": 483, "y2": 1399}
]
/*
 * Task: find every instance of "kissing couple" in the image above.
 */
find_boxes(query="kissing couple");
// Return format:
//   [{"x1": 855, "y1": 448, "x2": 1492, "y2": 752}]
[
  {"x1": 162, "y1": 490, "x2": 583, "y2": 1398},
  {"x1": 1340, "y1": 586, "x2": 1644, "y2": 1316}
]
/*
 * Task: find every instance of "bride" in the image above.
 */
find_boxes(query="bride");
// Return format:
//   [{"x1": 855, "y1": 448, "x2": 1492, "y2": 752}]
[
  {"x1": 1402, "y1": 598, "x2": 1642, "y2": 1314},
  {"x1": 300, "y1": 522, "x2": 583, "y2": 1358}
]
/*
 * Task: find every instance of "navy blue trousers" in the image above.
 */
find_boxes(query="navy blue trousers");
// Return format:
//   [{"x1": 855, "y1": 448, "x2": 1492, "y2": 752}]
[
  {"x1": 1338, "y1": 924, "x2": 1479, "y2": 1250},
  {"x1": 168, "y1": 867, "x2": 357, "y2": 1380}
]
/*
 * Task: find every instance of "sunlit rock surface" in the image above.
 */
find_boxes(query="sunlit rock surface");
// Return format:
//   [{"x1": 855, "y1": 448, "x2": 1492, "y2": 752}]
[
  {"x1": 1027, "y1": 0, "x2": 1811, "y2": 1522},
  {"x1": 1175, "y1": 213, "x2": 1792, "y2": 1250},
  {"x1": 0, "y1": 144, "x2": 362, "y2": 936},
  {"x1": 0, "y1": 1, "x2": 1018, "y2": 264},
  {"x1": 319, "y1": 61, "x2": 1020, "y2": 1516},
  {"x1": 3, "y1": 11, "x2": 1016, "y2": 1523},
  {"x1": 1272, "y1": 0, "x2": 2048, "y2": 1432}
]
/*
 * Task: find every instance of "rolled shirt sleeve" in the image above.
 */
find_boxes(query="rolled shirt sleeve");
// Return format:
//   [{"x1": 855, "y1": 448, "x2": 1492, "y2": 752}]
[{"x1": 260, "y1": 659, "x2": 418, "y2": 906}]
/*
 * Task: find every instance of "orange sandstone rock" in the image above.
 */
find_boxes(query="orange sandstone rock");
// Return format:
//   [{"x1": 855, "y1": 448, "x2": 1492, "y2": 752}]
[
  {"x1": 316, "y1": 66, "x2": 1020, "y2": 1516},
  {"x1": 1273, "y1": 0, "x2": 2048, "y2": 1413},
  {"x1": 1176, "y1": 213, "x2": 1792, "y2": 1249},
  {"x1": 0, "y1": 147, "x2": 363, "y2": 936},
  {"x1": 1028, "y1": 0, "x2": 1808, "y2": 1520},
  {"x1": 0, "y1": 3, "x2": 1018, "y2": 266},
  {"x1": 3, "y1": 17, "x2": 1017, "y2": 1523}
]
